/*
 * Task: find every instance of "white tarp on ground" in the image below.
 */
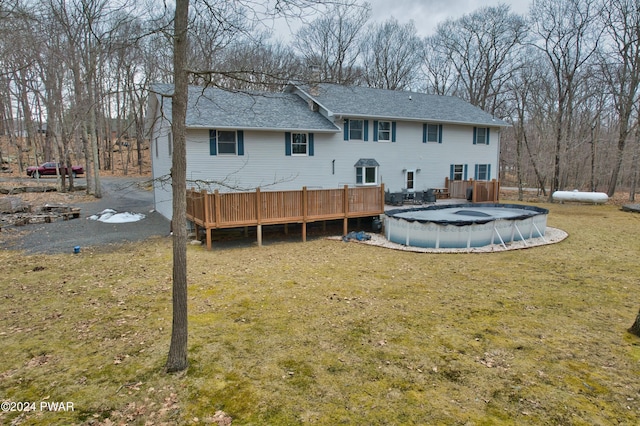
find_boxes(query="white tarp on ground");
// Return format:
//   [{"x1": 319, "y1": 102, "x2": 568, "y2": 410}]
[{"x1": 88, "y1": 209, "x2": 145, "y2": 223}]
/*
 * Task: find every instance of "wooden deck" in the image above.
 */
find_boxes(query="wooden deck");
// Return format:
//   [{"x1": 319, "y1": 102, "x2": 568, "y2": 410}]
[{"x1": 186, "y1": 185, "x2": 385, "y2": 249}]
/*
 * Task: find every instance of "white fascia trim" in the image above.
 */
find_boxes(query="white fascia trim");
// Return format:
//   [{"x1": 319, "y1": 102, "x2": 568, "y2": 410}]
[
  {"x1": 336, "y1": 113, "x2": 511, "y2": 128},
  {"x1": 187, "y1": 125, "x2": 340, "y2": 134}
]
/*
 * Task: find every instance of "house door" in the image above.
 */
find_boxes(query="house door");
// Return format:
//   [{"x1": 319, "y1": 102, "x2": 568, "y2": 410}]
[{"x1": 405, "y1": 170, "x2": 415, "y2": 192}]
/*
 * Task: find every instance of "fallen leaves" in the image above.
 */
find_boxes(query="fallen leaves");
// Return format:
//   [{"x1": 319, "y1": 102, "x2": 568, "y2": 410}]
[{"x1": 477, "y1": 349, "x2": 513, "y2": 370}]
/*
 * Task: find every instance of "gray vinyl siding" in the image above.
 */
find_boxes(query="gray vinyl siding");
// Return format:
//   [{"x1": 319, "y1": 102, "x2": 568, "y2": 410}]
[
  {"x1": 148, "y1": 88, "x2": 502, "y2": 221},
  {"x1": 182, "y1": 122, "x2": 499, "y2": 194},
  {"x1": 185, "y1": 129, "x2": 344, "y2": 191},
  {"x1": 150, "y1": 106, "x2": 174, "y2": 220}
]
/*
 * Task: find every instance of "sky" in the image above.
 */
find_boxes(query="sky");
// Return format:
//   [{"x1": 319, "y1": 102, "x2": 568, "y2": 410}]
[
  {"x1": 270, "y1": 0, "x2": 532, "y2": 41},
  {"x1": 366, "y1": 0, "x2": 531, "y2": 37}
]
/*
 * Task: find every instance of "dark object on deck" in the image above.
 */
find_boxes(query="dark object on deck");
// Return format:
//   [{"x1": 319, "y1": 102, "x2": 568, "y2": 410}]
[
  {"x1": 385, "y1": 190, "x2": 406, "y2": 205},
  {"x1": 466, "y1": 187, "x2": 473, "y2": 201},
  {"x1": 424, "y1": 189, "x2": 436, "y2": 203}
]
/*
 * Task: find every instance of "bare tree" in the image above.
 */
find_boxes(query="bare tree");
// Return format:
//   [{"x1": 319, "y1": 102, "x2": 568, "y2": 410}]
[
  {"x1": 165, "y1": 0, "x2": 189, "y2": 373},
  {"x1": 629, "y1": 121, "x2": 640, "y2": 200},
  {"x1": 427, "y1": 4, "x2": 527, "y2": 115},
  {"x1": 293, "y1": 0, "x2": 370, "y2": 84},
  {"x1": 360, "y1": 18, "x2": 423, "y2": 90},
  {"x1": 162, "y1": 0, "x2": 358, "y2": 373},
  {"x1": 422, "y1": 36, "x2": 459, "y2": 96},
  {"x1": 529, "y1": 0, "x2": 601, "y2": 198},
  {"x1": 598, "y1": 0, "x2": 640, "y2": 197},
  {"x1": 506, "y1": 57, "x2": 550, "y2": 198}
]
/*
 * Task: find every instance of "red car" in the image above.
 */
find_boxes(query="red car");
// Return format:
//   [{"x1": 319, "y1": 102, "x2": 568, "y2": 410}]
[{"x1": 27, "y1": 162, "x2": 85, "y2": 178}]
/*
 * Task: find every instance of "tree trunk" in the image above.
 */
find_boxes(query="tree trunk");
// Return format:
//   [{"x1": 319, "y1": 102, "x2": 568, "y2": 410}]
[
  {"x1": 590, "y1": 125, "x2": 596, "y2": 192},
  {"x1": 629, "y1": 309, "x2": 640, "y2": 337},
  {"x1": 607, "y1": 129, "x2": 629, "y2": 197},
  {"x1": 550, "y1": 111, "x2": 563, "y2": 201},
  {"x1": 629, "y1": 127, "x2": 639, "y2": 202},
  {"x1": 18, "y1": 71, "x2": 37, "y2": 171},
  {"x1": 166, "y1": 0, "x2": 189, "y2": 374},
  {"x1": 88, "y1": 87, "x2": 102, "y2": 198},
  {"x1": 516, "y1": 131, "x2": 524, "y2": 201},
  {"x1": 92, "y1": 138, "x2": 102, "y2": 197},
  {"x1": 523, "y1": 130, "x2": 547, "y2": 197}
]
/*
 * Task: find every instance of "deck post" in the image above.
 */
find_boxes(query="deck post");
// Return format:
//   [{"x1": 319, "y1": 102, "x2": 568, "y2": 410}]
[
  {"x1": 256, "y1": 187, "x2": 262, "y2": 246},
  {"x1": 209, "y1": 190, "x2": 221, "y2": 250},
  {"x1": 343, "y1": 185, "x2": 349, "y2": 235},
  {"x1": 302, "y1": 186, "x2": 308, "y2": 242},
  {"x1": 202, "y1": 189, "x2": 212, "y2": 250},
  {"x1": 201, "y1": 189, "x2": 208, "y2": 224},
  {"x1": 214, "y1": 189, "x2": 221, "y2": 227},
  {"x1": 471, "y1": 179, "x2": 477, "y2": 203}
]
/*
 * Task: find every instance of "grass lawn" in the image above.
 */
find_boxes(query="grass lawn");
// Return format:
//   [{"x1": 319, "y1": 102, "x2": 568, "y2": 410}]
[{"x1": 1, "y1": 202, "x2": 639, "y2": 425}]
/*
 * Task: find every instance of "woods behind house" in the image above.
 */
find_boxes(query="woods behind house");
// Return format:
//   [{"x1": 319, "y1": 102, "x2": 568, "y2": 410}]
[{"x1": 0, "y1": 0, "x2": 639, "y2": 199}]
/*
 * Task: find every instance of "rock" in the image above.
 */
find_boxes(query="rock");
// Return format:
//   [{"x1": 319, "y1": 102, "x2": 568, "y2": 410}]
[
  {"x1": 0, "y1": 197, "x2": 30, "y2": 213},
  {"x1": 209, "y1": 410, "x2": 232, "y2": 426}
]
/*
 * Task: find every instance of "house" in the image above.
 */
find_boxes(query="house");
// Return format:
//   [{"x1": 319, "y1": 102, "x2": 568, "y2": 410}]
[{"x1": 146, "y1": 83, "x2": 509, "y2": 220}]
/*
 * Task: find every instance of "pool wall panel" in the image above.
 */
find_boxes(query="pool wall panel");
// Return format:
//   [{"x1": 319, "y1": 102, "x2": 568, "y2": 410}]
[{"x1": 385, "y1": 204, "x2": 548, "y2": 249}]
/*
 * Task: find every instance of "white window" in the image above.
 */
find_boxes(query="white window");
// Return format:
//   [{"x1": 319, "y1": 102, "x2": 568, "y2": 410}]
[
  {"x1": 476, "y1": 164, "x2": 490, "y2": 180},
  {"x1": 349, "y1": 120, "x2": 364, "y2": 140},
  {"x1": 217, "y1": 130, "x2": 237, "y2": 155},
  {"x1": 356, "y1": 166, "x2": 377, "y2": 185},
  {"x1": 292, "y1": 133, "x2": 307, "y2": 155},
  {"x1": 378, "y1": 121, "x2": 391, "y2": 141},
  {"x1": 426, "y1": 124, "x2": 439, "y2": 143},
  {"x1": 406, "y1": 170, "x2": 415, "y2": 190},
  {"x1": 453, "y1": 164, "x2": 464, "y2": 181},
  {"x1": 475, "y1": 127, "x2": 488, "y2": 145},
  {"x1": 355, "y1": 158, "x2": 379, "y2": 185}
]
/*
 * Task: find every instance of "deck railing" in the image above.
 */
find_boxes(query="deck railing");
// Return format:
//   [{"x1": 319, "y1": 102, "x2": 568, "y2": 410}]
[
  {"x1": 445, "y1": 178, "x2": 500, "y2": 203},
  {"x1": 187, "y1": 185, "x2": 385, "y2": 249}
]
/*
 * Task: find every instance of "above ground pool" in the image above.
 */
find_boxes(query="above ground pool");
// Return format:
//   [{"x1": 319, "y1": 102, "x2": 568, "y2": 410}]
[{"x1": 384, "y1": 203, "x2": 549, "y2": 249}]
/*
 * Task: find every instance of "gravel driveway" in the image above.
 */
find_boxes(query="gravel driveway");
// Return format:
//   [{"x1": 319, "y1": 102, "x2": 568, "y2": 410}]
[{"x1": 2, "y1": 176, "x2": 170, "y2": 254}]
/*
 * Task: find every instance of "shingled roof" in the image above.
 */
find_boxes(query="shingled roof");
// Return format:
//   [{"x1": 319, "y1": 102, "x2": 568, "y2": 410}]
[
  {"x1": 290, "y1": 83, "x2": 510, "y2": 128},
  {"x1": 150, "y1": 84, "x2": 340, "y2": 132},
  {"x1": 150, "y1": 83, "x2": 509, "y2": 131}
]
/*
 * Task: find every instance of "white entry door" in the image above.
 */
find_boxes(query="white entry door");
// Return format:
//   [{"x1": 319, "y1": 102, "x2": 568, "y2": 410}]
[{"x1": 405, "y1": 170, "x2": 415, "y2": 192}]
